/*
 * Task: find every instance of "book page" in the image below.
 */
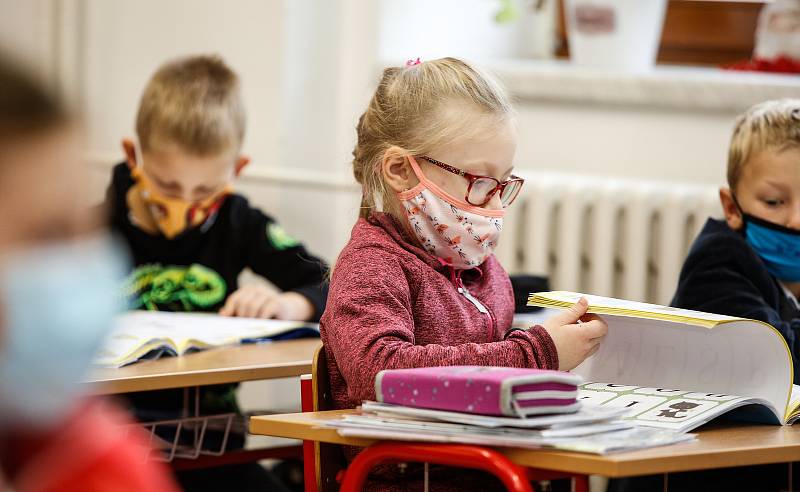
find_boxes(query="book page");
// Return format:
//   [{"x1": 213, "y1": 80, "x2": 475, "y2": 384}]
[
  {"x1": 529, "y1": 291, "x2": 742, "y2": 327},
  {"x1": 92, "y1": 333, "x2": 174, "y2": 367},
  {"x1": 786, "y1": 385, "x2": 800, "y2": 423},
  {"x1": 94, "y1": 311, "x2": 316, "y2": 366},
  {"x1": 578, "y1": 382, "x2": 777, "y2": 432},
  {"x1": 572, "y1": 314, "x2": 791, "y2": 418}
]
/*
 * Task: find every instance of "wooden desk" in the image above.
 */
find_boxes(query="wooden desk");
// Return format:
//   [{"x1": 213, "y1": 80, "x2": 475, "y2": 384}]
[
  {"x1": 249, "y1": 409, "x2": 800, "y2": 478},
  {"x1": 86, "y1": 338, "x2": 321, "y2": 395}
]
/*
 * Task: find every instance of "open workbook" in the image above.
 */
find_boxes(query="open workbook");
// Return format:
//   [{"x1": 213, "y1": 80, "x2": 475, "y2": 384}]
[
  {"x1": 93, "y1": 311, "x2": 319, "y2": 367},
  {"x1": 528, "y1": 291, "x2": 800, "y2": 433}
]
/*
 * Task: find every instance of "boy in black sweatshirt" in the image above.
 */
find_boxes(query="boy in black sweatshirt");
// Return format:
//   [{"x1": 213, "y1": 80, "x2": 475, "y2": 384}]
[
  {"x1": 613, "y1": 100, "x2": 800, "y2": 492},
  {"x1": 104, "y1": 54, "x2": 327, "y2": 492},
  {"x1": 673, "y1": 99, "x2": 800, "y2": 383}
]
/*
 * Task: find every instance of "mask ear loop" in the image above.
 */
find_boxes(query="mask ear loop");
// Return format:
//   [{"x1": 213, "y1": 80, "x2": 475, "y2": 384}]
[
  {"x1": 730, "y1": 192, "x2": 749, "y2": 234},
  {"x1": 129, "y1": 140, "x2": 148, "y2": 183},
  {"x1": 130, "y1": 141, "x2": 155, "y2": 204},
  {"x1": 133, "y1": 140, "x2": 145, "y2": 170}
]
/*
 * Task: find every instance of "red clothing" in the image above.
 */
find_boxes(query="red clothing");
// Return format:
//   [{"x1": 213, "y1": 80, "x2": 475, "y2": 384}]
[
  {"x1": 1, "y1": 399, "x2": 178, "y2": 492},
  {"x1": 321, "y1": 212, "x2": 558, "y2": 411}
]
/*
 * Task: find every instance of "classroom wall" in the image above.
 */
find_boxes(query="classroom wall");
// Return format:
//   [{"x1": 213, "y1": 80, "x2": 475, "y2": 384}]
[
  {"x1": 514, "y1": 102, "x2": 733, "y2": 184},
  {"x1": 5, "y1": 0, "x2": 741, "y2": 266},
  {"x1": 3, "y1": 0, "x2": 783, "y2": 264}
]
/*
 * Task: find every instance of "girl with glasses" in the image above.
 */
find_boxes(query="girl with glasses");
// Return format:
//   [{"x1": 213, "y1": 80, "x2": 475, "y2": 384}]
[{"x1": 320, "y1": 57, "x2": 608, "y2": 491}]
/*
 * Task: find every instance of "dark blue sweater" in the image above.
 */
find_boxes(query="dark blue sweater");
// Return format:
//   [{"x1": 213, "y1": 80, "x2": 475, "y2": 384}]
[{"x1": 672, "y1": 218, "x2": 800, "y2": 382}]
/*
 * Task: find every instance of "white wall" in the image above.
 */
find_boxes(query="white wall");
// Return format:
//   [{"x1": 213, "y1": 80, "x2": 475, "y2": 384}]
[
  {"x1": 82, "y1": 0, "x2": 285, "y2": 166},
  {"x1": 514, "y1": 102, "x2": 734, "y2": 186}
]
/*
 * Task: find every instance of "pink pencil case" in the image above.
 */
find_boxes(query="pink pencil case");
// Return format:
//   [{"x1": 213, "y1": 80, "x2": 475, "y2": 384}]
[{"x1": 374, "y1": 366, "x2": 582, "y2": 417}]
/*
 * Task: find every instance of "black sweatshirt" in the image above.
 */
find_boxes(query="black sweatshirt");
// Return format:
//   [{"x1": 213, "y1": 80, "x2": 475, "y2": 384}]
[
  {"x1": 672, "y1": 218, "x2": 800, "y2": 382},
  {"x1": 106, "y1": 162, "x2": 329, "y2": 321}
]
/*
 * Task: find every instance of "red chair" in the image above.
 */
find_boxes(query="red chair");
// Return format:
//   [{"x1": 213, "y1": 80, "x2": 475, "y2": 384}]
[{"x1": 340, "y1": 442, "x2": 533, "y2": 492}]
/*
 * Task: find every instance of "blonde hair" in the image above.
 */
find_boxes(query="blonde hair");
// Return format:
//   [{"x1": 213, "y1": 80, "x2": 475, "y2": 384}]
[
  {"x1": 352, "y1": 57, "x2": 514, "y2": 219},
  {"x1": 728, "y1": 99, "x2": 800, "y2": 190},
  {"x1": 136, "y1": 54, "x2": 245, "y2": 156}
]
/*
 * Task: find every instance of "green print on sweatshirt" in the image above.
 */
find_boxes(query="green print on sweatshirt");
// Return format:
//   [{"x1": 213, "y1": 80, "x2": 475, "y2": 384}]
[
  {"x1": 266, "y1": 222, "x2": 300, "y2": 250},
  {"x1": 125, "y1": 263, "x2": 227, "y2": 311}
]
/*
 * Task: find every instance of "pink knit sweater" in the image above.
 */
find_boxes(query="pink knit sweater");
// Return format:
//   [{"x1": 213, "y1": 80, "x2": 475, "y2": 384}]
[{"x1": 320, "y1": 212, "x2": 558, "y2": 411}]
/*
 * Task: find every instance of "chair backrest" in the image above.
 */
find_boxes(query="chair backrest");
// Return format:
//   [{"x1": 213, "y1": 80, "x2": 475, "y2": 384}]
[
  {"x1": 312, "y1": 345, "x2": 347, "y2": 491},
  {"x1": 312, "y1": 344, "x2": 334, "y2": 411}
]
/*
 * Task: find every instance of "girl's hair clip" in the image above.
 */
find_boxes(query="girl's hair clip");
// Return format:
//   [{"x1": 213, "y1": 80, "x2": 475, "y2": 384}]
[{"x1": 405, "y1": 57, "x2": 422, "y2": 67}]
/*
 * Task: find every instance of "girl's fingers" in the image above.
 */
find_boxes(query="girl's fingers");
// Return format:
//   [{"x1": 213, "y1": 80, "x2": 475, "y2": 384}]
[
  {"x1": 579, "y1": 319, "x2": 608, "y2": 339},
  {"x1": 547, "y1": 298, "x2": 589, "y2": 327},
  {"x1": 579, "y1": 312, "x2": 602, "y2": 323}
]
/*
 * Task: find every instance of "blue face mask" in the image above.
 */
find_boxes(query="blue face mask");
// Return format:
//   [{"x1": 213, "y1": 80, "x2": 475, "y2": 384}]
[
  {"x1": 741, "y1": 212, "x2": 800, "y2": 282},
  {"x1": 0, "y1": 235, "x2": 128, "y2": 427}
]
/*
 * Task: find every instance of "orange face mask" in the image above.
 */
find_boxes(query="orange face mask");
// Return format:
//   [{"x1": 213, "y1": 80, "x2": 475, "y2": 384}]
[{"x1": 126, "y1": 166, "x2": 231, "y2": 239}]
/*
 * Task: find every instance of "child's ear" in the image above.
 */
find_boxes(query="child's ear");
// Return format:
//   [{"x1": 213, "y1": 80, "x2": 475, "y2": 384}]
[
  {"x1": 381, "y1": 147, "x2": 417, "y2": 193},
  {"x1": 234, "y1": 155, "x2": 250, "y2": 177},
  {"x1": 121, "y1": 138, "x2": 137, "y2": 170},
  {"x1": 719, "y1": 186, "x2": 743, "y2": 231}
]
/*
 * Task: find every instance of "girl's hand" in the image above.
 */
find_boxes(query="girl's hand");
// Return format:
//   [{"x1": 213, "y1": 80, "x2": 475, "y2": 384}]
[
  {"x1": 219, "y1": 285, "x2": 314, "y2": 320},
  {"x1": 541, "y1": 297, "x2": 608, "y2": 371}
]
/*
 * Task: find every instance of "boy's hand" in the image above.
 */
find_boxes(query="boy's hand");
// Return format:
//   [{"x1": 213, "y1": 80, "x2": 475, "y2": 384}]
[
  {"x1": 541, "y1": 297, "x2": 608, "y2": 371},
  {"x1": 219, "y1": 285, "x2": 314, "y2": 321}
]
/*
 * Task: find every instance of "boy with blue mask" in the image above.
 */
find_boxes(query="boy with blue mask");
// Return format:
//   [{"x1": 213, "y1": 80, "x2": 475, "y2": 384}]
[
  {"x1": 672, "y1": 99, "x2": 800, "y2": 383},
  {"x1": 0, "y1": 54, "x2": 177, "y2": 492},
  {"x1": 612, "y1": 100, "x2": 800, "y2": 492}
]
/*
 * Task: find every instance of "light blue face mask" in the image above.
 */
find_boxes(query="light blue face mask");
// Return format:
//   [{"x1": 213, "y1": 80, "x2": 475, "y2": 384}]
[
  {"x1": 0, "y1": 235, "x2": 128, "y2": 427},
  {"x1": 742, "y1": 212, "x2": 800, "y2": 282}
]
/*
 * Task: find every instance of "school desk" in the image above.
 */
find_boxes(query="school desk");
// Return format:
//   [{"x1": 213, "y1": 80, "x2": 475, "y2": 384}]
[
  {"x1": 86, "y1": 338, "x2": 321, "y2": 394},
  {"x1": 249, "y1": 409, "x2": 800, "y2": 490},
  {"x1": 85, "y1": 338, "x2": 321, "y2": 469}
]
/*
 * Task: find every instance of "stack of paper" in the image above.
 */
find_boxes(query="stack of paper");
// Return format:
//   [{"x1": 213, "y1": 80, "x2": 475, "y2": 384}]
[{"x1": 324, "y1": 401, "x2": 695, "y2": 455}]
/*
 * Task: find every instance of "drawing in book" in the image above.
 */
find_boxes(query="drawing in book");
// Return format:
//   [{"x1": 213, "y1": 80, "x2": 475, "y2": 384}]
[{"x1": 657, "y1": 402, "x2": 700, "y2": 418}]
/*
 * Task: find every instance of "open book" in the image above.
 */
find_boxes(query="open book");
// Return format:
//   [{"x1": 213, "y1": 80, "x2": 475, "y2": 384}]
[
  {"x1": 94, "y1": 311, "x2": 319, "y2": 367},
  {"x1": 528, "y1": 291, "x2": 800, "y2": 432}
]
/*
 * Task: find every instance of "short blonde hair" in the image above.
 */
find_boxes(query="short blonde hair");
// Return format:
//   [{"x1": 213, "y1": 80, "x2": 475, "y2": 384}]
[
  {"x1": 136, "y1": 55, "x2": 245, "y2": 156},
  {"x1": 728, "y1": 99, "x2": 800, "y2": 189},
  {"x1": 352, "y1": 57, "x2": 514, "y2": 219}
]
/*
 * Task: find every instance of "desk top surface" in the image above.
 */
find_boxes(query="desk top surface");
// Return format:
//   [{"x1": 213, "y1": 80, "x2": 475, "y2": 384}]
[
  {"x1": 249, "y1": 409, "x2": 800, "y2": 477},
  {"x1": 86, "y1": 338, "x2": 321, "y2": 395}
]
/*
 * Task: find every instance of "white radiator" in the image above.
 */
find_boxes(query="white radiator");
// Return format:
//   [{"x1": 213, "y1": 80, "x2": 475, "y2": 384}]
[{"x1": 496, "y1": 172, "x2": 722, "y2": 305}]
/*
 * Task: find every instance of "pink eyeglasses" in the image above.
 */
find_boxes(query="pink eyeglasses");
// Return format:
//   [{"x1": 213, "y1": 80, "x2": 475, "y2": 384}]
[{"x1": 419, "y1": 156, "x2": 525, "y2": 207}]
